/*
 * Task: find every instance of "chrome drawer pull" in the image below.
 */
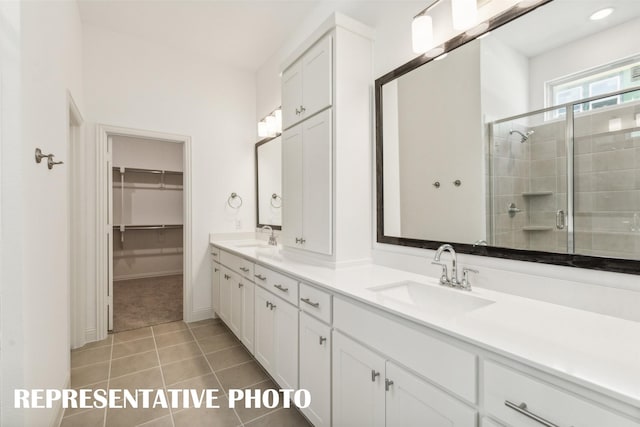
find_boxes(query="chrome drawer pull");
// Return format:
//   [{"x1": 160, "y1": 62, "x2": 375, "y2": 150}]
[
  {"x1": 214, "y1": 268, "x2": 219, "y2": 272},
  {"x1": 385, "y1": 378, "x2": 394, "y2": 391},
  {"x1": 319, "y1": 336, "x2": 327, "y2": 345},
  {"x1": 274, "y1": 284, "x2": 289, "y2": 292},
  {"x1": 238, "y1": 283, "x2": 244, "y2": 288},
  {"x1": 371, "y1": 370, "x2": 379, "y2": 382},
  {"x1": 212, "y1": 253, "x2": 218, "y2": 257},
  {"x1": 255, "y1": 274, "x2": 266, "y2": 281},
  {"x1": 505, "y1": 401, "x2": 559, "y2": 427},
  {"x1": 224, "y1": 274, "x2": 231, "y2": 280},
  {"x1": 301, "y1": 297, "x2": 319, "y2": 308},
  {"x1": 240, "y1": 267, "x2": 250, "y2": 273}
]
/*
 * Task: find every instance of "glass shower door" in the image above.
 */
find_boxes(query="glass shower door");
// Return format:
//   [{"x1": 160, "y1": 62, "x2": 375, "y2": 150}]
[{"x1": 489, "y1": 107, "x2": 569, "y2": 253}]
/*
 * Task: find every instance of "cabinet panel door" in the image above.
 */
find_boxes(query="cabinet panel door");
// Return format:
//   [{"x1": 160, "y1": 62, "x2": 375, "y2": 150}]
[
  {"x1": 302, "y1": 35, "x2": 332, "y2": 119},
  {"x1": 282, "y1": 124, "x2": 304, "y2": 248},
  {"x1": 332, "y1": 331, "x2": 385, "y2": 427},
  {"x1": 300, "y1": 313, "x2": 331, "y2": 427},
  {"x1": 273, "y1": 298, "x2": 299, "y2": 390},
  {"x1": 212, "y1": 260, "x2": 221, "y2": 315},
  {"x1": 229, "y1": 273, "x2": 243, "y2": 339},
  {"x1": 386, "y1": 362, "x2": 477, "y2": 427},
  {"x1": 219, "y1": 267, "x2": 233, "y2": 324},
  {"x1": 241, "y1": 281, "x2": 254, "y2": 354},
  {"x1": 254, "y1": 286, "x2": 275, "y2": 376},
  {"x1": 302, "y1": 109, "x2": 332, "y2": 255},
  {"x1": 282, "y1": 60, "x2": 303, "y2": 130}
]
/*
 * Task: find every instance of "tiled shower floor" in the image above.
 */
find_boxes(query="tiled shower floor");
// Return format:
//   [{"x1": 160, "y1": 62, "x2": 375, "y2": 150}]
[{"x1": 64, "y1": 319, "x2": 311, "y2": 426}]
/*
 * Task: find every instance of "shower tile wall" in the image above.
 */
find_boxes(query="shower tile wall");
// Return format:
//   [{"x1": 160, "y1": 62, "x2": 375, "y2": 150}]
[{"x1": 573, "y1": 102, "x2": 640, "y2": 260}]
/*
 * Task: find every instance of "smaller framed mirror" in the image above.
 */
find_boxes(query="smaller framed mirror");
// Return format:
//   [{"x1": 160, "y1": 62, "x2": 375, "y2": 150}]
[{"x1": 256, "y1": 136, "x2": 282, "y2": 229}]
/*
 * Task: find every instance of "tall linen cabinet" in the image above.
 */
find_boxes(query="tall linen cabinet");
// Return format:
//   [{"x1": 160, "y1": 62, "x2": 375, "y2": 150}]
[{"x1": 281, "y1": 14, "x2": 374, "y2": 264}]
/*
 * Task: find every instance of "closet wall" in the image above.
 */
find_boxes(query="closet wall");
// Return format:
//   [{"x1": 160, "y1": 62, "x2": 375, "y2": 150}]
[{"x1": 112, "y1": 136, "x2": 184, "y2": 280}]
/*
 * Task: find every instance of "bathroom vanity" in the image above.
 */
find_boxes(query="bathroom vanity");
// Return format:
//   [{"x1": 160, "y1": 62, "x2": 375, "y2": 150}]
[{"x1": 209, "y1": 237, "x2": 640, "y2": 427}]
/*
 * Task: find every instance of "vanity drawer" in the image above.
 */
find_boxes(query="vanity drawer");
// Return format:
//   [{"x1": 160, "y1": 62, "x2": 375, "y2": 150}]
[
  {"x1": 210, "y1": 245, "x2": 221, "y2": 259},
  {"x1": 299, "y1": 283, "x2": 332, "y2": 324},
  {"x1": 483, "y1": 361, "x2": 638, "y2": 427},
  {"x1": 254, "y1": 264, "x2": 299, "y2": 306},
  {"x1": 334, "y1": 296, "x2": 477, "y2": 404},
  {"x1": 219, "y1": 250, "x2": 254, "y2": 280}
]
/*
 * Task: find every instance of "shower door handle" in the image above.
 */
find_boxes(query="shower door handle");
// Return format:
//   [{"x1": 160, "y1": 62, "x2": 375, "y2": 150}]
[{"x1": 556, "y1": 210, "x2": 565, "y2": 230}]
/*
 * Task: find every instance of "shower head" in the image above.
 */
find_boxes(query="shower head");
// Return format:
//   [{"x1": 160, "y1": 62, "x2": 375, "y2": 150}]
[{"x1": 509, "y1": 129, "x2": 534, "y2": 143}]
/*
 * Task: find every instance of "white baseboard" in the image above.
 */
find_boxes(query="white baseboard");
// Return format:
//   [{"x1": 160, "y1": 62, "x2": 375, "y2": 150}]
[
  {"x1": 188, "y1": 307, "x2": 213, "y2": 323},
  {"x1": 85, "y1": 328, "x2": 97, "y2": 344},
  {"x1": 51, "y1": 377, "x2": 70, "y2": 426},
  {"x1": 113, "y1": 270, "x2": 183, "y2": 281}
]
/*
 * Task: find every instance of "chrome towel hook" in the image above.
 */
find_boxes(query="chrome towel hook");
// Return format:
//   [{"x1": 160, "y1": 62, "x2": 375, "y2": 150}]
[{"x1": 228, "y1": 192, "x2": 243, "y2": 209}]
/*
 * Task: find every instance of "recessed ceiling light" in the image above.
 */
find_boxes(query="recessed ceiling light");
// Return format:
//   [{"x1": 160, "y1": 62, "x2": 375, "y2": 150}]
[{"x1": 590, "y1": 7, "x2": 614, "y2": 21}]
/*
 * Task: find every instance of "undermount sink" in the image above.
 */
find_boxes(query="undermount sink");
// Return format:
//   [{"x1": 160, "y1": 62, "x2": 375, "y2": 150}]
[{"x1": 368, "y1": 280, "x2": 494, "y2": 319}]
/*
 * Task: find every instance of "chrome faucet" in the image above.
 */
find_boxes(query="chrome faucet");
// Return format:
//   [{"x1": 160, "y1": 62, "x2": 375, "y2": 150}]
[
  {"x1": 432, "y1": 244, "x2": 478, "y2": 291},
  {"x1": 261, "y1": 225, "x2": 277, "y2": 246}
]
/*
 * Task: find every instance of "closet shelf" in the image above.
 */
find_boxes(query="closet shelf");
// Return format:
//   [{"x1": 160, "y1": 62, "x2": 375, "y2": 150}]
[
  {"x1": 113, "y1": 224, "x2": 183, "y2": 231},
  {"x1": 522, "y1": 226, "x2": 554, "y2": 231},
  {"x1": 522, "y1": 192, "x2": 553, "y2": 197},
  {"x1": 113, "y1": 183, "x2": 183, "y2": 190},
  {"x1": 112, "y1": 166, "x2": 182, "y2": 175}
]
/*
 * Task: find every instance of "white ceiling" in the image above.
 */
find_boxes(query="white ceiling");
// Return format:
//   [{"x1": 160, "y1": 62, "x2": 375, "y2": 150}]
[
  {"x1": 493, "y1": 0, "x2": 640, "y2": 57},
  {"x1": 77, "y1": 0, "x2": 322, "y2": 71}
]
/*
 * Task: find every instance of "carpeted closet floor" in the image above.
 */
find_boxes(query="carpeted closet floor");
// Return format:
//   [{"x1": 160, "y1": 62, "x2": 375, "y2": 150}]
[{"x1": 113, "y1": 274, "x2": 183, "y2": 332}]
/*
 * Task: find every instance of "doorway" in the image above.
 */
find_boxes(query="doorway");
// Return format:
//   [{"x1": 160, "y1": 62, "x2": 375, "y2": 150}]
[{"x1": 96, "y1": 126, "x2": 192, "y2": 338}]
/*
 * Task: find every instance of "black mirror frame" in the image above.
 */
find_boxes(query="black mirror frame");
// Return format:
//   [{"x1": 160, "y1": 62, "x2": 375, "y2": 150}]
[
  {"x1": 375, "y1": 0, "x2": 640, "y2": 275},
  {"x1": 256, "y1": 135, "x2": 282, "y2": 230}
]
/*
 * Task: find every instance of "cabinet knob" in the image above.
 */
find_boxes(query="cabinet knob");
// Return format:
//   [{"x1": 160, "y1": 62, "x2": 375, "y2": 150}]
[
  {"x1": 300, "y1": 105, "x2": 306, "y2": 113},
  {"x1": 319, "y1": 336, "x2": 327, "y2": 345},
  {"x1": 238, "y1": 283, "x2": 244, "y2": 288},
  {"x1": 295, "y1": 108, "x2": 300, "y2": 115},
  {"x1": 371, "y1": 370, "x2": 380, "y2": 382},
  {"x1": 385, "y1": 378, "x2": 394, "y2": 391}
]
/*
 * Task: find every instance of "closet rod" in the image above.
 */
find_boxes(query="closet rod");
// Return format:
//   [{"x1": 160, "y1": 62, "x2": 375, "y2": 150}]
[
  {"x1": 113, "y1": 224, "x2": 183, "y2": 231},
  {"x1": 112, "y1": 166, "x2": 183, "y2": 175}
]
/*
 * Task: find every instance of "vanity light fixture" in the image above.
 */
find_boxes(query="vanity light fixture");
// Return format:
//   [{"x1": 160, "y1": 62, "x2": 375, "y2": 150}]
[
  {"x1": 590, "y1": 7, "x2": 614, "y2": 21},
  {"x1": 451, "y1": 0, "x2": 478, "y2": 30},
  {"x1": 257, "y1": 107, "x2": 283, "y2": 139},
  {"x1": 412, "y1": 0, "x2": 440, "y2": 54},
  {"x1": 477, "y1": 31, "x2": 491, "y2": 39},
  {"x1": 466, "y1": 22, "x2": 489, "y2": 37},
  {"x1": 517, "y1": 0, "x2": 542, "y2": 7}
]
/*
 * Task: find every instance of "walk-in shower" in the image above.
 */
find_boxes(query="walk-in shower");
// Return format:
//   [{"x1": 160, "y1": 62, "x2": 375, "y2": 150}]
[{"x1": 489, "y1": 87, "x2": 640, "y2": 260}]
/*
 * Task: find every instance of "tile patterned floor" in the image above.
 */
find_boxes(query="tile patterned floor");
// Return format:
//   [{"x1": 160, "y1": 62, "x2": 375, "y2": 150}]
[{"x1": 64, "y1": 319, "x2": 312, "y2": 427}]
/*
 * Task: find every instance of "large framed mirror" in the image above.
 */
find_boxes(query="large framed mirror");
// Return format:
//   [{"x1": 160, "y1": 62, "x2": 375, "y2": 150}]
[
  {"x1": 376, "y1": 0, "x2": 640, "y2": 274},
  {"x1": 256, "y1": 136, "x2": 282, "y2": 229}
]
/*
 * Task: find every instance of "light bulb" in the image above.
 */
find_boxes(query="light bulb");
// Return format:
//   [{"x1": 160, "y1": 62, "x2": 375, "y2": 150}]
[
  {"x1": 412, "y1": 14, "x2": 434, "y2": 54},
  {"x1": 451, "y1": 0, "x2": 477, "y2": 31},
  {"x1": 274, "y1": 109, "x2": 282, "y2": 134},
  {"x1": 266, "y1": 115, "x2": 277, "y2": 137}
]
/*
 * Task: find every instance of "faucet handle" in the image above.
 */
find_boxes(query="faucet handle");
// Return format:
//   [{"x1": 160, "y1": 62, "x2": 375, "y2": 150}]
[
  {"x1": 461, "y1": 268, "x2": 479, "y2": 290},
  {"x1": 431, "y1": 262, "x2": 449, "y2": 286}
]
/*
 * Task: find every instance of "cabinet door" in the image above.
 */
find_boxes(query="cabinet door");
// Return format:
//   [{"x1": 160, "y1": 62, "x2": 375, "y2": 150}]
[
  {"x1": 219, "y1": 267, "x2": 233, "y2": 324},
  {"x1": 302, "y1": 108, "x2": 332, "y2": 255},
  {"x1": 241, "y1": 281, "x2": 254, "y2": 354},
  {"x1": 254, "y1": 286, "x2": 275, "y2": 375},
  {"x1": 229, "y1": 273, "x2": 243, "y2": 339},
  {"x1": 211, "y1": 260, "x2": 221, "y2": 315},
  {"x1": 282, "y1": 123, "x2": 303, "y2": 248},
  {"x1": 282, "y1": 60, "x2": 303, "y2": 130},
  {"x1": 386, "y1": 361, "x2": 477, "y2": 427},
  {"x1": 273, "y1": 297, "x2": 299, "y2": 390},
  {"x1": 300, "y1": 313, "x2": 331, "y2": 427},
  {"x1": 332, "y1": 331, "x2": 385, "y2": 427},
  {"x1": 301, "y1": 35, "x2": 332, "y2": 120}
]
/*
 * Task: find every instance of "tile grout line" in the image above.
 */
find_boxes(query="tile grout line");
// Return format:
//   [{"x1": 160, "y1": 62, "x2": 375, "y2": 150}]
[
  {"x1": 150, "y1": 327, "x2": 177, "y2": 427},
  {"x1": 186, "y1": 322, "x2": 245, "y2": 426},
  {"x1": 103, "y1": 336, "x2": 115, "y2": 427}
]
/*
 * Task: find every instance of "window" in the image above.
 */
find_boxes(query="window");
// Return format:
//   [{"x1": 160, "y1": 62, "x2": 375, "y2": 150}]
[{"x1": 546, "y1": 55, "x2": 640, "y2": 118}]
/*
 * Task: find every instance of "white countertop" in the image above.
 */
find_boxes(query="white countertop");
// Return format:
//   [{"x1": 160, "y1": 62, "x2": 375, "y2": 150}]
[{"x1": 210, "y1": 237, "x2": 640, "y2": 409}]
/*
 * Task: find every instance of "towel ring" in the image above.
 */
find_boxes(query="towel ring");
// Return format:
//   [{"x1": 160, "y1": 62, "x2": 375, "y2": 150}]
[
  {"x1": 228, "y1": 192, "x2": 243, "y2": 209},
  {"x1": 270, "y1": 193, "x2": 282, "y2": 208}
]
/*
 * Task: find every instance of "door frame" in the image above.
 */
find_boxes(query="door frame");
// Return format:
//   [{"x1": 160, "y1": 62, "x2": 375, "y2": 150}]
[{"x1": 96, "y1": 124, "x2": 192, "y2": 340}]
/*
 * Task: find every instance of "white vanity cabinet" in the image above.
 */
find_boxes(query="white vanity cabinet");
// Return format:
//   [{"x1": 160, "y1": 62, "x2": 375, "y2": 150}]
[
  {"x1": 253, "y1": 285, "x2": 299, "y2": 390},
  {"x1": 282, "y1": 34, "x2": 332, "y2": 130},
  {"x1": 332, "y1": 331, "x2": 476, "y2": 427},
  {"x1": 282, "y1": 109, "x2": 332, "y2": 255},
  {"x1": 218, "y1": 266, "x2": 233, "y2": 324},
  {"x1": 299, "y1": 312, "x2": 332, "y2": 427},
  {"x1": 211, "y1": 259, "x2": 221, "y2": 315}
]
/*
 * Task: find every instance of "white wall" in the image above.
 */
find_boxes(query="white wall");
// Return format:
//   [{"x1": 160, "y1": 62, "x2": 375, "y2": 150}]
[
  {"x1": 529, "y1": 17, "x2": 640, "y2": 111},
  {"x1": 83, "y1": 24, "x2": 256, "y2": 330},
  {"x1": 8, "y1": 1, "x2": 84, "y2": 425}
]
